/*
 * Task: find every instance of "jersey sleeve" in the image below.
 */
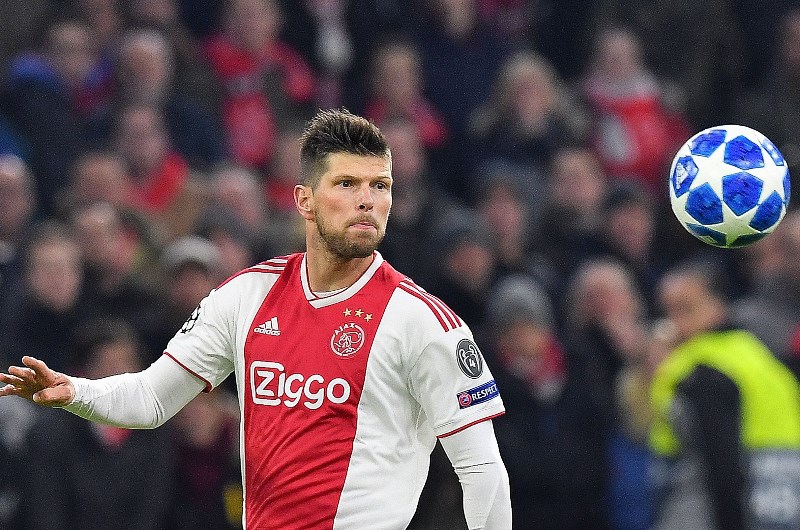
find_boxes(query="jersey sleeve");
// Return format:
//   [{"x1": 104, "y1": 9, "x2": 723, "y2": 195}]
[
  {"x1": 163, "y1": 284, "x2": 237, "y2": 391},
  {"x1": 407, "y1": 314, "x2": 505, "y2": 438}
]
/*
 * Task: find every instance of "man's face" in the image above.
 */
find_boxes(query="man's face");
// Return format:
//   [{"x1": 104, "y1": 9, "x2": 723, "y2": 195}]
[
  {"x1": 301, "y1": 152, "x2": 392, "y2": 260},
  {"x1": 658, "y1": 273, "x2": 724, "y2": 343}
]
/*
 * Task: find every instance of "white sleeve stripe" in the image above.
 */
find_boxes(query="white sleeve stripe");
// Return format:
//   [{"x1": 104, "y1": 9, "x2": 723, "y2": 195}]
[
  {"x1": 398, "y1": 283, "x2": 453, "y2": 331},
  {"x1": 400, "y1": 280, "x2": 461, "y2": 325},
  {"x1": 399, "y1": 281, "x2": 462, "y2": 331},
  {"x1": 426, "y1": 292, "x2": 463, "y2": 327},
  {"x1": 251, "y1": 264, "x2": 286, "y2": 272},
  {"x1": 218, "y1": 266, "x2": 283, "y2": 288}
]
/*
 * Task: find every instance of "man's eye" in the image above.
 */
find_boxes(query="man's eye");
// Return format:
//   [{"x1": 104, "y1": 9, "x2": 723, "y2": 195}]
[{"x1": 339, "y1": 180, "x2": 352, "y2": 187}]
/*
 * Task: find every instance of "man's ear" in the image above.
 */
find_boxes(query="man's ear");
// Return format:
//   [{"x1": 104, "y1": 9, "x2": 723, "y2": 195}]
[{"x1": 295, "y1": 184, "x2": 314, "y2": 221}]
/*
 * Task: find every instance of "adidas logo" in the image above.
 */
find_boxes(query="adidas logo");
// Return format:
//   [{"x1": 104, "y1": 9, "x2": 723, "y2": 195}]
[{"x1": 254, "y1": 316, "x2": 281, "y2": 336}]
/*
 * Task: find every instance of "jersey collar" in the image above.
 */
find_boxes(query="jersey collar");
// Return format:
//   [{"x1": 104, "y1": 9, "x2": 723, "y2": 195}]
[{"x1": 300, "y1": 251, "x2": 384, "y2": 309}]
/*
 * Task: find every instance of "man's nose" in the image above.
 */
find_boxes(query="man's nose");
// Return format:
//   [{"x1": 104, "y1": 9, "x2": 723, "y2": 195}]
[{"x1": 357, "y1": 185, "x2": 374, "y2": 210}]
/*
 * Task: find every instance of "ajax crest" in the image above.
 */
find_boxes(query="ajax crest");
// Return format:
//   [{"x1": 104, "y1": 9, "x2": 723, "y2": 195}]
[{"x1": 330, "y1": 322, "x2": 365, "y2": 358}]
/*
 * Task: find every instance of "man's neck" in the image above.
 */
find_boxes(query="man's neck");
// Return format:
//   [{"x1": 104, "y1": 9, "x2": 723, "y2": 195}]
[{"x1": 304, "y1": 248, "x2": 375, "y2": 293}]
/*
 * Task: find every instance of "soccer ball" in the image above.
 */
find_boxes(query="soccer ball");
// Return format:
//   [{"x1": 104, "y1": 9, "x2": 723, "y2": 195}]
[{"x1": 668, "y1": 124, "x2": 791, "y2": 248}]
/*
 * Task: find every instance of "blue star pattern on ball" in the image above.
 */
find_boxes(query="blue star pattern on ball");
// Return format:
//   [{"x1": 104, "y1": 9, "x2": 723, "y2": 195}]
[{"x1": 669, "y1": 124, "x2": 790, "y2": 248}]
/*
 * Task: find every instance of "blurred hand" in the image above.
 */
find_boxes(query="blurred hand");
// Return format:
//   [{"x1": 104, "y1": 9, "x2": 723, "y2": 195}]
[
  {"x1": 0, "y1": 356, "x2": 75, "y2": 406},
  {"x1": 600, "y1": 314, "x2": 648, "y2": 361}
]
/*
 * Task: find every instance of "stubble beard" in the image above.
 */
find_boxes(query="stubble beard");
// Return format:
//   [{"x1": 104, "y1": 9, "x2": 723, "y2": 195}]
[{"x1": 314, "y1": 214, "x2": 386, "y2": 260}]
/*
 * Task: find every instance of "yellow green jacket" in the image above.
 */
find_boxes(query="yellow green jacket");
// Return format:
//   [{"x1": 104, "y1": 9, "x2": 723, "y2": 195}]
[{"x1": 650, "y1": 329, "x2": 800, "y2": 456}]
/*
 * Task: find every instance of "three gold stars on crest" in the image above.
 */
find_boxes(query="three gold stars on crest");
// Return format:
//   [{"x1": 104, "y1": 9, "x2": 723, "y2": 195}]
[{"x1": 343, "y1": 308, "x2": 372, "y2": 321}]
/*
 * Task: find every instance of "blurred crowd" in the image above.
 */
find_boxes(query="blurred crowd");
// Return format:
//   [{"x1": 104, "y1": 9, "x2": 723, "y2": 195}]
[{"x1": 2, "y1": 0, "x2": 800, "y2": 529}]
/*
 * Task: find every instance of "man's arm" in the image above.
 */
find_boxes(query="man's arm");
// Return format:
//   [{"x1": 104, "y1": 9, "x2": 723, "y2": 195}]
[
  {"x1": 439, "y1": 420, "x2": 512, "y2": 530},
  {"x1": 0, "y1": 355, "x2": 205, "y2": 428},
  {"x1": 674, "y1": 364, "x2": 745, "y2": 529}
]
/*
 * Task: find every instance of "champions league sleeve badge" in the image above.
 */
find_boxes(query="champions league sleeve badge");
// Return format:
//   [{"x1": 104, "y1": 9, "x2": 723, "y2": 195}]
[
  {"x1": 180, "y1": 302, "x2": 203, "y2": 334},
  {"x1": 456, "y1": 339, "x2": 484, "y2": 379}
]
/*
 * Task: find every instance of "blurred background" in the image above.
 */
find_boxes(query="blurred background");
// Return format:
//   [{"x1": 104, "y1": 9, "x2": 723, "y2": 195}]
[{"x1": 1, "y1": 1, "x2": 800, "y2": 529}]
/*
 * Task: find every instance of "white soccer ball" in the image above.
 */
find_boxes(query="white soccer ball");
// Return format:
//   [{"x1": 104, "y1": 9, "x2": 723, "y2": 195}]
[{"x1": 668, "y1": 124, "x2": 791, "y2": 248}]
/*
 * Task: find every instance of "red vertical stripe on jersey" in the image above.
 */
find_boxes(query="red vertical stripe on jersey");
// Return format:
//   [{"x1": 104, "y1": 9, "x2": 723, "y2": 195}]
[
  {"x1": 242, "y1": 255, "x2": 400, "y2": 529},
  {"x1": 422, "y1": 291, "x2": 462, "y2": 328},
  {"x1": 398, "y1": 282, "x2": 449, "y2": 330}
]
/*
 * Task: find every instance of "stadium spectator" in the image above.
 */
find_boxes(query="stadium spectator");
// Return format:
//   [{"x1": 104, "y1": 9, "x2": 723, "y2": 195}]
[
  {"x1": 293, "y1": 0, "x2": 351, "y2": 108},
  {"x1": 209, "y1": 163, "x2": 269, "y2": 235},
  {"x1": 412, "y1": 0, "x2": 509, "y2": 147},
  {"x1": 59, "y1": 150, "x2": 164, "y2": 283},
  {"x1": 536, "y1": 145, "x2": 609, "y2": 291},
  {"x1": 377, "y1": 118, "x2": 461, "y2": 290},
  {"x1": 580, "y1": 26, "x2": 690, "y2": 196},
  {"x1": 562, "y1": 257, "x2": 655, "y2": 529},
  {"x1": 467, "y1": 50, "x2": 585, "y2": 187},
  {"x1": 144, "y1": 234, "x2": 224, "y2": 358},
  {"x1": 167, "y1": 388, "x2": 241, "y2": 529},
  {"x1": 429, "y1": 207, "x2": 500, "y2": 334},
  {"x1": 0, "y1": 109, "x2": 512, "y2": 529},
  {"x1": 0, "y1": 221, "x2": 92, "y2": 374},
  {"x1": 487, "y1": 274, "x2": 611, "y2": 529},
  {"x1": 89, "y1": 28, "x2": 226, "y2": 171},
  {"x1": 206, "y1": 162, "x2": 290, "y2": 259},
  {"x1": 125, "y1": 0, "x2": 221, "y2": 113},
  {"x1": 69, "y1": 202, "x2": 164, "y2": 359},
  {"x1": 731, "y1": 210, "x2": 800, "y2": 372},
  {"x1": 474, "y1": 166, "x2": 557, "y2": 291},
  {"x1": 363, "y1": 38, "x2": 449, "y2": 151},
  {"x1": 650, "y1": 261, "x2": 800, "y2": 529},
  {"x1": 734, "y1": 7, "x2": 800, "y2": 175},
  {"x1": 73, "y1": 0, "x2": 126, "y2": 64},
  {"x1": 343, "y1": 0, "x2": 421, "y2": 99},
  {"x1": 563, "y1": 258, "x2": 651, "y2": 425},
  {"x1": 1, "y1": 16, "x2": 111, "y2": 215},
  {"x1": 111, "y1": 102, "x2": 208, "y2": 241},
  {"x1": 201, "y1": 0, "x2": 316, "y2": 169},
  {"x1": 196, "y1": 207, "x2": 259, "y2": 280},
  {"x1": 58, "y1": 150, "x2": 135, "y2": 213},
  {"x1": 589, "y1": 0, "x2": 748, "y2": 130},
  {"x1": 593, "y1": 179, "x2": 669, "y2": 311},
  {"x1": 0, "y1": 155, "x2": 37, "y2": 330},
  {"x1": 19, "y1": 318, "x2": 175, "y2": 530}
]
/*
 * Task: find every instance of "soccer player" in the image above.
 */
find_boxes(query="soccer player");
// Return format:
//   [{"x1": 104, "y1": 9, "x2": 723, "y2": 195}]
[{"x1": 0, "y1": 109, "x2": 512, "y2": 529}]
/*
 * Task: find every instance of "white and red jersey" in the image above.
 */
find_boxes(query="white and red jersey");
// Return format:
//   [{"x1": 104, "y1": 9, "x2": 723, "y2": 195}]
[{"x1": 164, "y1": 252, "x2": 505, "y2": 529}]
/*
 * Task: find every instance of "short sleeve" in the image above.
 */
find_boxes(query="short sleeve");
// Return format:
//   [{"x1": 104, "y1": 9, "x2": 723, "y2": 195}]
[
  {"x1": 408, "y1": 325, "x2": 505, "y2": 438},
  {"x1": 164, "y1": 286, "x2": 236, "y2": 391}
]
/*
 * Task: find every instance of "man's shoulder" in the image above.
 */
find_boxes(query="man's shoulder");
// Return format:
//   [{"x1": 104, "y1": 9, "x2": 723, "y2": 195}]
[
  {"x1": 388, "y1": 277, "x2": 466, "y2": 334},
  {"x1": 217, "y1": 254, "x2": 300, "y2": 290}
]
